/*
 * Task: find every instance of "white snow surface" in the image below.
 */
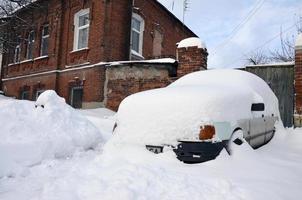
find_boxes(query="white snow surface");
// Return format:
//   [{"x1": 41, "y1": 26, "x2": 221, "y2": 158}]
[
  {"x1": 0, "y1": 84, "x2": 301, "y2": 200},
  {"x1": 177, "y1": 37, "x2": 206, "y2": 49},
  {"x1": 1, "y1": 104, "x2": 302, "y2": 200},
  {"x1": 296, "y1": 33, "x2": 302, "y2": 48},
  {"x1": 0, "y1": 91, "x2": 103, "y2": 178},
  {"x1": 115, "y1": 69, "x2": 279, "y2": 145}
]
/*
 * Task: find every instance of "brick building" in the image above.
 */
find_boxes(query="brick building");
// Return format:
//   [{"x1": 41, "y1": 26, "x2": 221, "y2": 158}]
[{"x1": 0, "y1": 0, "x2": 208, "y2": 110}]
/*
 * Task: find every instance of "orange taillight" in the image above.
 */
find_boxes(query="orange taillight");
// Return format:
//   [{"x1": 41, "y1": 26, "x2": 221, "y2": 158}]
[{"x1": 199, "y1": 125, "x2": 215, "y2": 140}]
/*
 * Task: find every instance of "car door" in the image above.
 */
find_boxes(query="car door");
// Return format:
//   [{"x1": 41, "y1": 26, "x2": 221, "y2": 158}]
[
  {"x1": 264, "y1": 116, "x2": 277, "y2": 144},
  {"x1": 248, "y1": 103, "x2": 266, "y2": 148}
]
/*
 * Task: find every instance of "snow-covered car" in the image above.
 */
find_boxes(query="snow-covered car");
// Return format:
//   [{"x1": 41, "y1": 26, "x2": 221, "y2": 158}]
[{"x1": 114, "y1": 69, "x2": 279, "y2": 163}]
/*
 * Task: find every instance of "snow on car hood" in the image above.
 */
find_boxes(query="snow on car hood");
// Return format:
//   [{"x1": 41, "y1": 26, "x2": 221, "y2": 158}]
[{"x1": 115, "y1": 69, "x2": 279, "y2": 145}]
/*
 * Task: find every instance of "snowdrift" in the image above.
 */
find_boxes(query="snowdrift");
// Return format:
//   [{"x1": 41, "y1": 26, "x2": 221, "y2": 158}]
[
  {"x1": 115, "y1": 69, "x2": 279, "y2": 145},
  {"x1": 0, "y1": 91, "x2": 103, "y2": 177}
]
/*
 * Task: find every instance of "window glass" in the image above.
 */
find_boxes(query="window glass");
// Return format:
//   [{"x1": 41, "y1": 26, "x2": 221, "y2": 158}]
[
  {"x1": 70, "y1": 87, "x2": 83, "y2": 108},
  {"x1": 42, "y1": 25, "x2": 49, "y2": 36},
  {"x1": 79, "y1": 14, "x2": 89, "y2": 27},
  {"x1": 78, "y1": 28, "x2": 88, "y2": 49},
  {"x1": 74, "y1": 9, "x2": 90, "y2": 50},
  {"x1": 130, "y1": 14, "x2": 144, "y2": 56},
  {"x1": 132, "y1": 18, "x2": 140, "y2": 31},
  {"x1": 41, "y1": 25, "x2": 49, "y2": 56},
  {"x1": 14, "y1": 45, "x2": 21, "y2": 63},
  {"x1": 21, "y1": 91, "x2": 30, "y2": 100},
  {"x1": 27, "y1": 31, "x2": 35, "y2": 59},
  {"x1": 131, "y1": 31, "x2": 140, "y2": 53}
]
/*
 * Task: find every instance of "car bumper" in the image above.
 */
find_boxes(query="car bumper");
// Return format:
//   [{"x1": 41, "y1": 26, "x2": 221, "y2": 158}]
[{"x1": 173, "y1": 141, "x2": 227, "y2": 163}]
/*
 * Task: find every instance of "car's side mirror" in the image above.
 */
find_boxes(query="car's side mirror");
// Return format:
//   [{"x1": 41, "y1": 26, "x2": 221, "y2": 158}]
[{"x1": 251, "y1": 103, "x2": 265, "y2": 111}]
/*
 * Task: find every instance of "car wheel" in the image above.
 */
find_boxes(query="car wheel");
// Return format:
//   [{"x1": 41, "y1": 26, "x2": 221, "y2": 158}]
[{"x1": 225, "y1": 129, "x2": 244, "y2": 155}]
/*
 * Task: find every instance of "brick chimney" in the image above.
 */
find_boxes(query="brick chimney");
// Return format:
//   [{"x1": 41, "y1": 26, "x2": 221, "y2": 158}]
[
  {"x1": 176, "y1": 37, "x2": 208, "y2": 78},
  {"x1": 294, "y1": 33, "x2": 302, "y2": 127}
]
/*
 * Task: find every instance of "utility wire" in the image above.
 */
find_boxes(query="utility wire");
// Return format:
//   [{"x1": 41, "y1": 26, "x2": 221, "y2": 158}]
[{"x1": 212, "y1": 0, "x2": 266, "y2": 54}]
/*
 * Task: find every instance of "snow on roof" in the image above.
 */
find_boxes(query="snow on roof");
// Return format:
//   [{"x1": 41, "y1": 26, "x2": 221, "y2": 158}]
[
  {"x1": 296, "y1": 33, "x2": 302, "y2": 49},
  {"x1": 177, "y1": 37, "x2": 206, "y2": 49},
  {"x1": 245, "y1": 61, "x2": 295, "y2": 68},
  {"x1": 115, "y1": 69, "x2": 279, "y2": 145}
]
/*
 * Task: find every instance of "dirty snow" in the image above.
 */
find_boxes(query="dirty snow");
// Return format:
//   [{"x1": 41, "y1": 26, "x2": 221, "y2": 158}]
[
  {"x1": 115, "y1": 69, "x2": 279, "y2": 145},
  {"x1": 177, "y1": 37, "x2": 206, "y2": 49},
  {"x1": 1, "y1": 90, "x2": 302, "y2": 200}
]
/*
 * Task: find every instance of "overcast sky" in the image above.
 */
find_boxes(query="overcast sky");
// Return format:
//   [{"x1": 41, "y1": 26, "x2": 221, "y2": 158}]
[{"x1": 158, "y1": 0, "x2": 301, "y2": 68}]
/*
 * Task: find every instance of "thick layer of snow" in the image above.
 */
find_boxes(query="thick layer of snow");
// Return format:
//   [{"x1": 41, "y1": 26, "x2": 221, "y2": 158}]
[
  {"x1": 0, "y1": 91, "x2": 103, "y2": 178},
  {"x1": 1, "y1": 122, "x2": 302, "y2": 200},
  {"x1": 115, "y1": 69, "x2": 279, "y2": 145},
  {"x1": 177, "y1": 37, "x2": 206, "y2": 49},
  {"x1": 295, "y1": 33, "x2": 302, "y2": 48}
]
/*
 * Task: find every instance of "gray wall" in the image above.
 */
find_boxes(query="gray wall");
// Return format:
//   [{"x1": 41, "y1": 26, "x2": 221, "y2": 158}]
[{"x1": 244, "y1": 65, "x2": 294, "y2": 127}]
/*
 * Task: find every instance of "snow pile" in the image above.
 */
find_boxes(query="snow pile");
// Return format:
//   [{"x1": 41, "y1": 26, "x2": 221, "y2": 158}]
[
  {"x1": 78, "y1": 108, "x2": 116, "y2": 141},
  {"x1": 177, "y1": 37, "x2": 206, "y2": 49},
  {"x1": 170, "y1": 69, "x2": 279, "y2": 117},
  {"x1": 1, "y1": 125, "x2": 302, "y2": 200},
  {"x1": 115, "y1": 69, "x2": 279, "y2": 145},
  {"x1": 0, "y1": 90, "x2": 103, "y2": 177}
]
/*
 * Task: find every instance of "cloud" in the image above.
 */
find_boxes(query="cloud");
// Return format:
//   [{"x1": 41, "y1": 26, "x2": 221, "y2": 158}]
[{"x1": 158, "y1": 0, "x2": 301, "y2": 68}]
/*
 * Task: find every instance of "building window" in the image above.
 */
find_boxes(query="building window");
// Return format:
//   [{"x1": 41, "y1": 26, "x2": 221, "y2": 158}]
[
  {"x1": 70, "y1": 87, "x2": 83, "y2": 108},
  {"x1": 35, "y1": 90, "x2": 45, "y2": 100},
  {"x1": 131, "y1": 13, "x2": 144, "y2": 56},
  {"x1": 40, "y1": 25, "x2": 49, "y2": 56},
  {"x1": 20, "y1": 90, "x2": 30, "y2": 100},
  {"x1": 14, "y1": 42, "x2": 21, "y2": 63},
  {"x1": 74, "y1": 9, "x2": 90, "y2": 50},
  {"x1": 26, "y1": 31, "x2": 35, "y2": 59}
]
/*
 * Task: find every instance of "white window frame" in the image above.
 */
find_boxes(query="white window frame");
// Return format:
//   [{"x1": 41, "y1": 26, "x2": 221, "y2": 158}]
[
  {"x1": 131, "y1": 13, "x2": 145, "y2": 56},
  {"x1": 40, "y1": 24, "x2": 49, "y2": 56},
  {"x1": 73, "y1": 8, "x2": 90, "y2": 51},
  {"x1": 26, "y1": 31, "x2": 35, "y2": 59}
]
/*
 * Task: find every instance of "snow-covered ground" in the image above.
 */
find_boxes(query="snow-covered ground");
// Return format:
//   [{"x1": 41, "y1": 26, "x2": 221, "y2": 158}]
[{"x1": 1, "y1": 92, "x2": 302, "y2": 200}]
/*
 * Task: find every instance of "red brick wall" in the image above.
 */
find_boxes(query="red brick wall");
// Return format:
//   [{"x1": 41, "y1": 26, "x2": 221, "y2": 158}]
[
  {"x1": 57, "y1": 67, "x2": 105, "y2": 105},
  {"x1": 295, "y1": 48, "x2": 302, "y2": 114},
  {"x1": 105, "y1": 65, "x2": 173, "y2": 111},
  {"x1": 2, "y1": 73, "x2": 57, "y2": 99},
  {"x1": 1, "y1": 0, "x2": 199, "y2": 109},
  {"x1": 177, "y1": 46, "x2": 208, "y2": 77},
  {"x1": 59, "y1": 0, "x2": 106, "y2": 68}
]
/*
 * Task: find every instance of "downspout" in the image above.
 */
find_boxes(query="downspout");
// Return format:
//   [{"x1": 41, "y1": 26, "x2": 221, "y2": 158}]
[
  {"x1": 102, "y1": 0, "x2": 108, "y2": 61},
  {"x1": 55, "y1": 0, "x2": 65, "y2": 92}
]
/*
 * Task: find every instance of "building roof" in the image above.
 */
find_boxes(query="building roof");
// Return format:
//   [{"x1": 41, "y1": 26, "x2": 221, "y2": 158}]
[{"x1": 153, "y1": 0, "x2": 197, "y2": 37}]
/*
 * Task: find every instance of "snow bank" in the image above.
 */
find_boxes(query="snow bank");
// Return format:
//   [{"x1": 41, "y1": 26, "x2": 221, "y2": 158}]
[
  {"x1": 2, "y1": 125, "x2": 302, "y2": 200},
  {"x1": 295, "y1": 33, "x2": 302, "y2": 48},
  {"x1": 78, "y1": 108, "x2": 116, "y2": 141},
  {"x1": 115, "y1": 69, "x2": 279, "y2": 145},
  {"x1": 0, "y1": 90, "x2": 103, "y2": 177},
  {"x1": 177, "y1": 37, "x2": 206, "y2": 49}
]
